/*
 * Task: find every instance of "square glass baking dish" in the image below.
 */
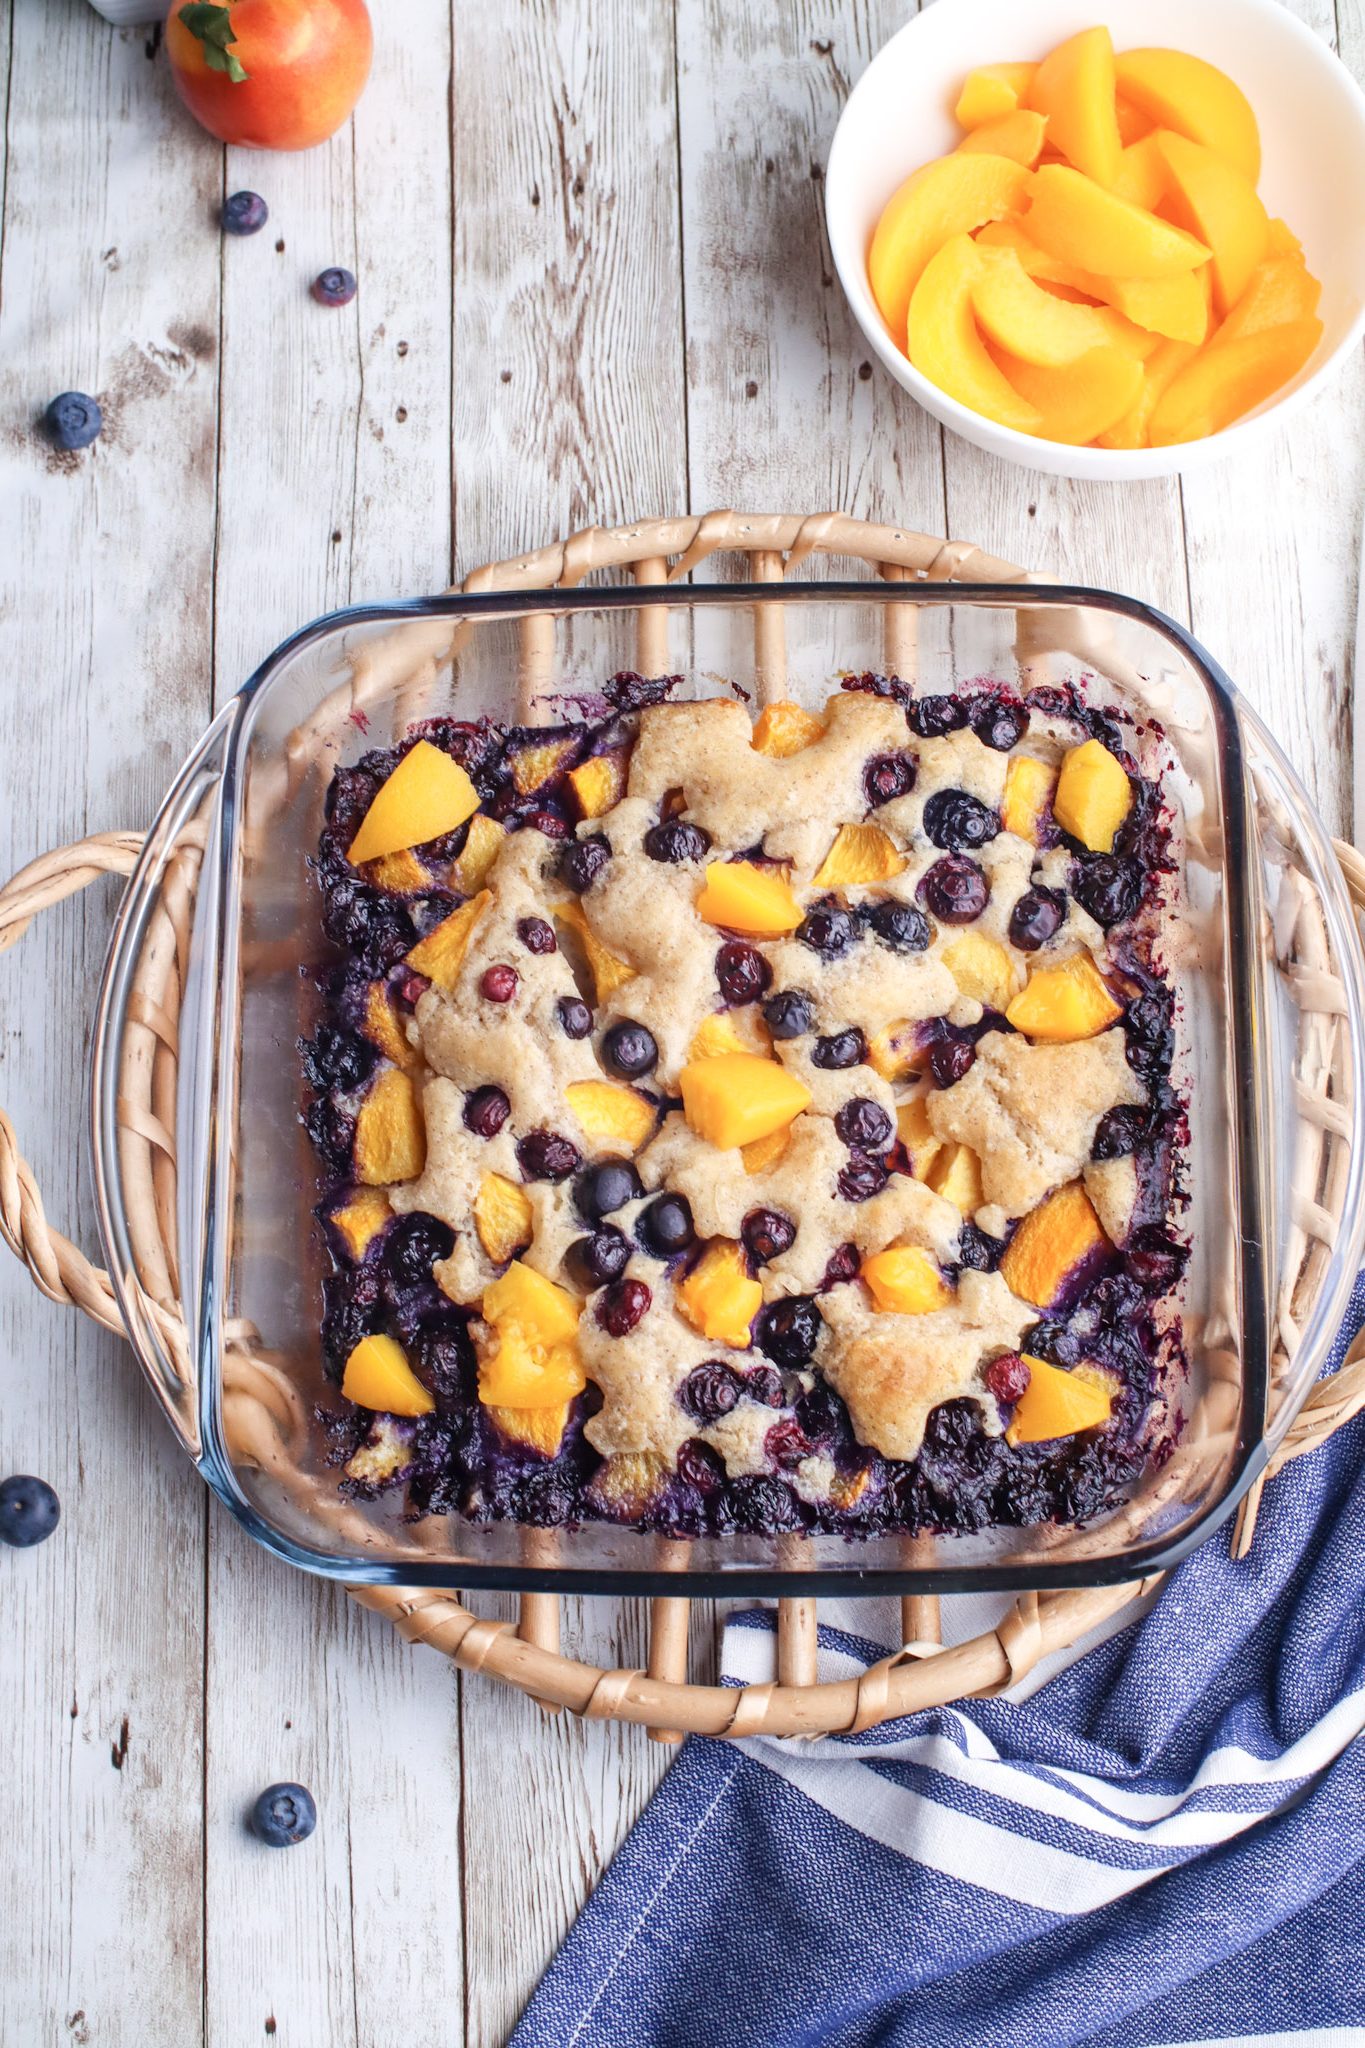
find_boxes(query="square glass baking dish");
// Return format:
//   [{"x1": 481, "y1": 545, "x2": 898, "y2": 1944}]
[{"x1": 89, "y1": 579, "x2": 1365, "y2": 1596}]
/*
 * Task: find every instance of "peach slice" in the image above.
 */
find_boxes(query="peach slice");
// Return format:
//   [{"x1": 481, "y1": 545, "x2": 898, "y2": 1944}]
[
  {"x1": 405, "y1": 889, "x2": 492, "y2": 991},
  {"x1": 449, "y1": 812, "x2": 505, "y2": 895},
  {"x1": 1006, "y1": 1354, "x2": 1113, "y2": 1444},
  {"x1": 1115, "y1": 96, "x2": 1154, "y2": 146},
  {"x1": 330, "y1": 1187, "x2": 392, "y2": 1261},
  {"x1": 1025, "y1": 26, "x2": 1122, "y2": 188},
  {"x1": 564, "y1": 1079, "x2": 657, "y2": 1154},
  {"x1": 361, "y1": 980, "x2": 421, "y2": 1072},
  {"x1": 689, "y1": 1009, "x2": 772, "y2": 1062},
  {"x1": 557, "y1": 898, "x2": 637, "y2": 1000},
  {"x1": 1213, "y1": 256, "x2": 1322, "y2": 348},
  {"x1": 354, "y1": 1068, "x2": 426, "y2": 1185},
  {"x1": 509, "y1": 735, "x2": 578, "y2": 797},
  {"x1": 870, "y1": 154, "x2": 1031, "y2": 342},
  {"x1": 741, "y1": 1124, "x2": 792, "y2": 1175},
  {"x1": 957, "y1": 109, "x2": 1048, "y2": 169},
  {"x1": 697, "y1": 860, "x2": 803, "y2": 935},
  {"x1": 1025, "y1": 164, "x2": 1210, "y2": 278},
  {"x1": 942, "y1": 932, "x2": 1018, "y2": 1012},
  {"x1": 1114, "y1": 48, "x2": 1260, "y2": 184},
  {"x1": 1156, "y1": 131, "x2": 1267, "y2": 315},
  {"x1": 676, "y1": 1242, "x2": 762, "y2": 1348},
  {"x1": 568, "y1": 750, "x2": 629, "y2": 820},
  {"x1": 679, "y1": 1052, "x2": 812, "y2": 1152},
  {"x1": 1099, "y1": 270, "x2": 1210, "y2": 344},
  {"x1": 342, "y1": 1334, "x2": 435, "y2": 1417},
  {"x1": 972, "y1": 247, "x2": 1121, "y2": 367},
  {"x1": 485, "y1": 1403, "x2": 574, "y2": 1458},
  {"x1": 861, "y1": 1245, "x2": 952, "y2": 1315},
  {"x1": 752, "y1": 701, "x2": 826, "y2": 758},
  {"x1": 484, "y1": 1259, "x2": 581, "y2": 1344},
  {"x1": 868, "y1": 1020, "x2": 932, "y2": 1083},
  {"x1": 989, "y1": 343, "x2": 1144, "y2": 444},
  {"x1": 1149, "y1": 318, "x2": 1322, "y2": 446},
  {"x1": 1094, "y1": 335, "x2": 1200, "y2": 449},
  {"x1": 955, "y1": 62, "x2": 1037, "y2": 130},
  {"x1": 1000, "y1": 753, "x2": 1056, "y2": 841},
  {"x1": 896, "y1": 1096, "x2": 943, "y2": 1183},
  {"x1": 474, "y1": 1173, "x2": 534, "y2": 1265},
  {"x1": 908, "y1": 235, "x2": 1044, "y2": 434},
  {"x1": 1006, "y1": 953, "x2": 1122, "y2": 1042},
  {"x1": 925, "y1": 1141, "x2": 984, "y2": 1215},
  {"x1": 812, "y1": 823, "x2": 906, "y2": 889},
  {"x1": 479, "y1": 1326, "x2": 585, "y2": 1409},
  {"x1": 348, "y1": 741, "x2": 479, "y2": 865},
  {"x1": 1000, "y1": 1183, "x2": 1109, "y2": 1310},
  {"x1": 1110, "y1": 133, "x2": 1168, "y2": 213},
  {"x1": 363, "y1": 846, "x2": 428, "y2": 894},
  {"x1": 1266, "y1": 217, "x2": 1304, "y2": 261},
  {"x1": 1053, "y1": 737, "x2": 1132, "y2": 851}
]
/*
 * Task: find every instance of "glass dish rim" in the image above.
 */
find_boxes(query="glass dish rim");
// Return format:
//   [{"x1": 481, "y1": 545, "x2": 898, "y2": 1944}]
[{"x1": 101, "y1": 577, "x2": 1345, "y2": 1597}]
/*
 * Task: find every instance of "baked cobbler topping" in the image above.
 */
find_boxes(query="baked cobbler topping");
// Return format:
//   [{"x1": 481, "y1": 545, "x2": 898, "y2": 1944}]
[{"x1": 306, "y1": 671, "x2": 1186, "y2": 1538}]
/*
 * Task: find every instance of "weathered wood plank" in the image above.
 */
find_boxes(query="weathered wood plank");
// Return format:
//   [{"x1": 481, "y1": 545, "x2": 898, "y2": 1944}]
[
  {"x1": 0, "y1": 13, "x2": 220, "y2": 2045},
  {"x1": 202, "y1": 9, "x2": 463, "y2": 2048}
]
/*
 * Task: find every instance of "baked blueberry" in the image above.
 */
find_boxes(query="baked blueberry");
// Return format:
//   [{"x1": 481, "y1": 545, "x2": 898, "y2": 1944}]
[
  {"x1": 716, "y1": 941, "x2": 771, "y2": 1006},
  {"x1": 956, "y1": 1223, "x2": 1002, "y2": 1272},
  {"x1": 923, "y1": 789, "x2": 998, "y2": 852},
  {"x1": 797, "y1": 904, "x2": 857, "y2": 960},
  {"x1": 763, "y1": 990, "x2": 813, "y2": 1040},
  {"x1": 968, "y1": 696, "x2": 1029, "y2": 751},
  {"x1": 575, "y1": 1160, "x2": 642, "y2": 1221},
  {"x1": 0, "y1": 1474, "x2": 60, "y2": 1548},
  {"x1": 754, "y1": 1295, "x2": 821, "y2": 1367},
  {"x1": 602, "y1": 1019, "x2": 658, "y2": 1078},
  {"x1": 1072, "y1": 854, "x2": 1142, "y2": 929},
  {"x1": 299, "y1": 1024, "x2": 374, "y2": 1093},
  {"x1": 834, "y1": 1098, "x2": 893, "y2": 1150},
  {"x1": 866, "y1": 900, "x2": 931, "y2": 953},
  {"x1": 837, "y1": 1150, "x2": 888, "y2": 1201},
  {"x1": 1092, "y1": 1106, "x2": 1148, "y2": 1160},
  {"x1": 679, "y1": 1361, "x2": 745, "y2": 1424},
  {"x1": 517, "y1": 915, "x2": 557, "y2": 955},
  {"x1": 311, "y1": 267, "x2": 357, "y2": 307},
  {"x1": 557, "y1": 996, "x2": 593, "y2": 1039},
  {"x1": 516, "y1": 1130, "x2": 581, "y2": 1181},
  {"x1": 1009, "y1": 886, "x2": 1066, "y2": 951},
  {"x1": 385, "y1": 1213, "x2": 455, "y2": 1287},
  {"x1": 561, "y1": 835, "x2": 611, "y2": 892},
  {"x1": 929, "y1": 1040, "x2": 975, "y2": 1089},
  {"x1": 251, "y1": 1783, "x2": 317, "y2": 1848},
  {"x1": 918, "y1": 855, "x2": 989, "y2": 924},
  {"x1": 907, "y1": 694, "x2": 967, "y2": 738},
  {"x1": 984, "y1": 1353, "x2": 1030, "y2": 1405},
  {"x1": 43, "y1": 392, "x2": 102, "y2": 451},
  {"x1": 464, "y1": 1085, "x2": 511, "y2": 1138},
  {"x1": 567, "y1": 1227, "x2": 631, "y2": 1287},
  {"x1": 741, "y1": 1208, "x2": 796, "y2": 1264},
  {"x1": 644, "y1": 818, "x2": 710, "y2": 864},
  {"x1": 864, "y1": 754, "x2": 916, "y2": 806},
  {"x1": 812, "y1": 1028, "x2": 865, "y2": 1070},
  {"x1": 821, "y1": 1241, "x2": 860, "y2": 1287},
  {"x1": 222, "y1": 190, "x2": 268, "y2": 235},
  {"x1": 638, "y1": 1194, "x2": 694, "y2": 1256},
  {"x1": 743, "y1": 1362, "x2": 786, "y2": 1406},
  {"x1": 480, "y1": 964, "x2": 519, "y2": 1003},
  {"x1": 597, "y1": 1278, "x2": 652, "y2": 1335}
]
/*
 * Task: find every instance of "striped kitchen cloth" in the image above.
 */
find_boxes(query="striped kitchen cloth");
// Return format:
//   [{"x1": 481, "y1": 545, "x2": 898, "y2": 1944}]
[{"x1": 512, "y1": 1274, "x2": 1365, "y2": 2048}]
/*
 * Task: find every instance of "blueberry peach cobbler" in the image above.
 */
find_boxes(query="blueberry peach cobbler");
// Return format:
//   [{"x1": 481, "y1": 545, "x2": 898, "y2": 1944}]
[{"x1": 303, "y1": 670, "x2": 1186, "y2": 1538}]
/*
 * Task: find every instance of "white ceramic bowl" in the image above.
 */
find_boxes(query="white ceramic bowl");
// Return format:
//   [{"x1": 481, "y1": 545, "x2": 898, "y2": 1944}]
[{"x1": 825, "y1": 0, "x2": 1365, "y2": 479}]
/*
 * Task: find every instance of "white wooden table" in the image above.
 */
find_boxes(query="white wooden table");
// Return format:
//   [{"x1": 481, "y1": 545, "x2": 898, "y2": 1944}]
[{"x1": 1, "y1": 2, "x2": 1362, "y2": 2040}]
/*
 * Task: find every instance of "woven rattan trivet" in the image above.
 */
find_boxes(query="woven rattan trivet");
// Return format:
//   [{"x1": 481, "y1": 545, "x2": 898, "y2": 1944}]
[{"x1": 3, "y1": 511, "x2": 1365, "y2": 1742}]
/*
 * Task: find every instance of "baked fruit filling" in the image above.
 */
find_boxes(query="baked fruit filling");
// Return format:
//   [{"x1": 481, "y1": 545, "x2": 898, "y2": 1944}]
[{"x1": 305, "y1": 670, "x2": 1186, "y2": 1537}]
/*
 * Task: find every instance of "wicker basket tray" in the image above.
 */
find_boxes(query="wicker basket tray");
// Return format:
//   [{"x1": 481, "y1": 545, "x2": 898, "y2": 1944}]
[{"x1": 4, "y1": 510, "x2": 1365, "y2": 1743}]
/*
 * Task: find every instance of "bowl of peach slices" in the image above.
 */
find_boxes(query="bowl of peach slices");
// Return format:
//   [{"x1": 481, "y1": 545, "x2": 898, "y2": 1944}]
[{"x1": 825, "y1": 0, "x2": 1365, "y2": 477}]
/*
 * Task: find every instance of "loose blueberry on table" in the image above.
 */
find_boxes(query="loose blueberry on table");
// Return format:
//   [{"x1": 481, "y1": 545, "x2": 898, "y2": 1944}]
[
  {"x1": 0, "y1": 1474, "x2": 61, "y2": 1548},
  {"x1": 304, "y1": 674, "x2": 1184, "y2": 1538},
  {"x1": 250, "y1": 1783, "x2": 318, "y2": 1848},
  {"x1": 43, "y1": 393, "x2": 101, "y2": 452}
]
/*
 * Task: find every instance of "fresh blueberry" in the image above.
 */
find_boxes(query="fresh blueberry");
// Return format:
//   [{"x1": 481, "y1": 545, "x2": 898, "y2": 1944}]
[
  {"x1": 557, "y1": 996, "x2": 593, "y2": 1039},
  {"x1": 797, "y1": 904, "x2": 858, "y2": 960},
  {"x1": 754, "y1": 1295, "x2": 821, "y2": 1367},
  {"x1": 866, "y1": 900, "x2": 931, "y2": 953},
  {"x1": 561, "y1": 835, "x2": 610, "y2": 893},
  {"x1": 1009, "y1": 886, "x2": 1067, "y2": 951},
  {"x1": 222, "y1": 190, "x2": 268, "y2": 235},
  {"x1": 834, "y1": 1097, "x2": 893, "y2": 1150},
  {"x1": 864, "y1": 754, "x2": 916, "y2": 806},
  {"x1": 763, "y1": 990, "x2": 814, "y2": 1040},
  {"x1": 679, "y1": 1361, "x2": 745, "y2": 1424},
  {"x1": 922, "y1": 789, "x2": 999, "y2": 852},
  {"x1": 311, "y1": 267, "x2": 357, "y2": 308},
  {"x1": 251, "y1": 1783, "x2": 317, "y2": 1848},
  {"x1": 515, "y1": 1130, "x2": 581, "y2": 1182},
  {"x1": 918, "y1": 855, "x2": 989, "y2": 924},
  {"x1": 0, "y1": 1474, "x2": 61, "y2": 1548},
  {"x1": 811, "y1": 1028, "x2": 865, "y2": 1070},
  {"x1": 742, "y1": 1207, "x2": 796, "y2": 1264},
  {"x1": 43, "y1": 392, "x2": 101, "y2": 452},
  {"x1": 464, "y1": 1084, "x2": 511, "y2": 1138},
  {"x1": 575, "y1": 1159, "x2": 642, "y2": 1222},
  {"x1": 638, "y1": 1194, "x2": 694, "y2": 1257},
  {"x1": 602, "y1": 1019, "x2": 657, "y2": 1078},
  {"x1": 929, "y1": 1039, "x2": 975, "y2": 1089},
  {"x1": 716, "y1": 941, "x2": 771, "y2": 1006},
  {"x1": 968, "y1": 697, "x2": 1029, "y2": 751},
  {"x1": 644, "y1": 819, "x2": 711, "y2": 864}
]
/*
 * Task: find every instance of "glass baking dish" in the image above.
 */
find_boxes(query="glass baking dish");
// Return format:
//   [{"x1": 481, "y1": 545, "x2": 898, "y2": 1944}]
[{"x1": 88, "y1": 579, "x2": 1365, "y2": 1597}]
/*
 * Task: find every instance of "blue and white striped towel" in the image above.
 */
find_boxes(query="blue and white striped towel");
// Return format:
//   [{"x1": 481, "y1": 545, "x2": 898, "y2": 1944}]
[{"x1": 513, "y1": 1275, "x2": 1365, "y2": 2048}]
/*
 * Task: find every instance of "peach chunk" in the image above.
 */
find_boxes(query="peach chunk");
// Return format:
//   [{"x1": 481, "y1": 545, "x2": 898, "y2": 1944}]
[
  {"x1": 870, "y1": 154, "x2": 1031, "y2": 341},
  {"x1": 589, "y1": 1451, "x2": 671, "y2": 1516},
  {"x1": 813, "y1": 824, "x2": 906, "y2": 889},
  {"x1": 1053, "y1": 737, "x2": 1132, "y2": 851},
  {"x1": 363, "y1": 846, "x2": 428, "y2": 894},
  {"x1": 955, "y1": 62, "x2": 1037, "y2": 129},
  {"x1": 1215, "y1": 257, "x2": 1322, "y2": 347},
  {"x1": 361, "y1": 980, "x2": 421, "y2": 1072},
  {"x1": 330, "y1": 1187, "x2": 392, "y2": 1261},
  {"x1": 680, "y1": 1052, "x2": 812, "y2": 1151},
  {"x1": 1156, "y1": 131, "x2": 1267, "y2": 315},
  {"x1": 474, "y1": 1172, "x2": 534, "y2": 1265},
  {"x1": 989, "y1": 343, "x2": 1144, "y2": 445},
  {"x1": 1006, "y1": 953, "x2": 1122, "y2": 1042},
  {"x1": 957, "y1": 109, "x2": 1048, "y2": 169},
  {"x1": 690, "y1": 1009, "x2": 772, "y2": 1061},
  {"x1": 909, "y1": 236, "x2": 1044, "y2": 434},
  {"x1": 1025, "y1": 27, "x2": 1123, "y2": 188},
  {"x1": 342, "y1": 1333, "x2": 435, "y2": 1417},
  {"x1": 1114, "y1": 48, "x2": 1260, "y2": 184},
  {"x1": 1001, "y1": 753, "x2": 1056, "y2": 841},
  {"x1": 861, "y1": 1245, "x2": 952, "y2": 1315},
  {"x1": 943, "y1": 932, "x2": 1017, "y2": 1011},
  {"x1": 478, "y1": 1325, "x2": 585, "y2": 1409},
  {"x1": 896, "y1": 1096, "x2": 943, "y2": 1183},
  {"x1": 509, "y1": 735, "x2": 578, "y2": 796},
  {"x1": 1000, "y1": 1183, "x2": 1109, "y2": 1310},
  {"x1": 868, "y1": 1019, "x2": 932, "y2": 1083},
  {"x1": 449, "y1": 812, "x2": 505, "y2": 895},
  {"x1": 1149, "y1": 318, "x2": 1322, "y2": 446},
  {"x1": 676, "y1": 1242, "x2": 762, "y2": 1348},
  {"x1": 485, "y1": 1403, "x2": 574, "y2": 1458},
  {"x1": 752, "y1": 701, "x2": 826, "y2": 758},
  {"x1": 354, "y1": 1068, "x2": 426, "y2": 1185},
  {"x1": 925, "y1": 1142, "x2": 984, "y2": 1215},
  {"x1": 348, "y1": 741, "x2": 479, "y2": 865},
  {"x1": 1006, "y1": 1355, "x2": 1114, "y2": 1444},
  {"x1": 564, "y1": 1079, "x2": 657, "y2": 1154},
  {"x1": 484, "y1": 1260, "x2": 581, "y2": 1344},
  {"x1": 1025, "y1": 164, "x2": 1210, "y2": 278},
  {"x1": 557, "y1": 898, "x2": 637, "y2": 1000},
  {"x1": 405, "y1": 889, "x2": 493, "y2": 991},
  {"x1": 697, "y1": 860, "x2": 803, "y2": 935},
  {"x1": 568, "y1": 750, "x2": 629, "y2": 820},
  {"x1": 741, "y1": 1124, "x2": 792, "y2": 1175},
  {"x1": 972, "y1": 247, "x2": 1120, "y2": 367}
]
